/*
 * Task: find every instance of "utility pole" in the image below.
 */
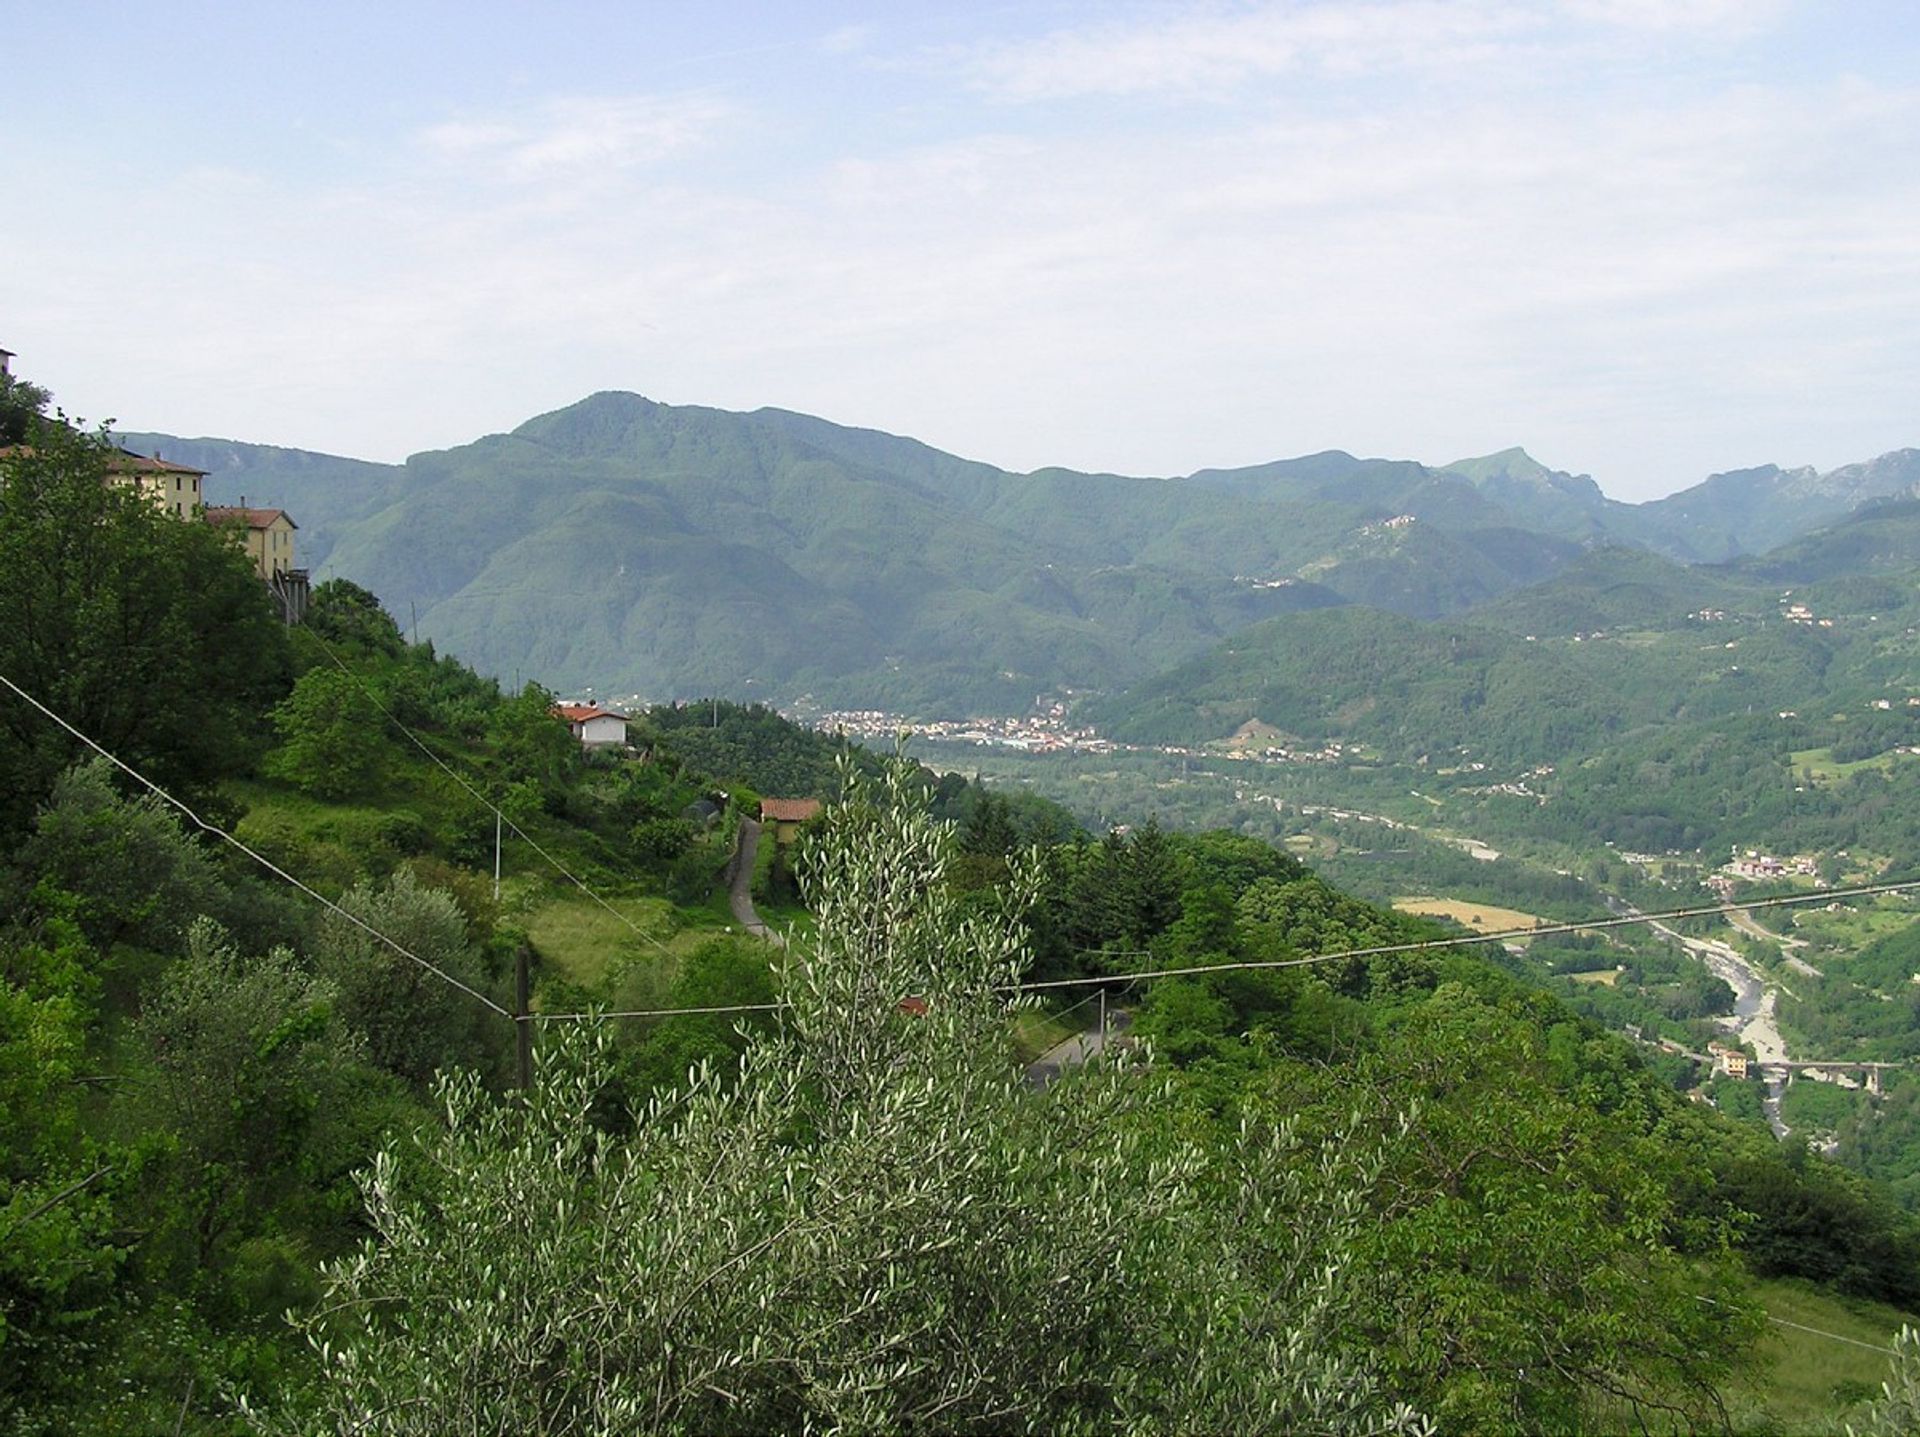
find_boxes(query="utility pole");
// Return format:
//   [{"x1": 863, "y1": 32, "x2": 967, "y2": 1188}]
[
  {"x1": 493, "y1": 808, "x2": 502, "y2": 902},
  {"x1": 514, "y1": 944, "x2": 532, "y2": 1092}
]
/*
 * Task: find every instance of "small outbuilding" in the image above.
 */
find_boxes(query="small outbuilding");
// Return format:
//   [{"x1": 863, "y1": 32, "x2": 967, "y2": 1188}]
[{"x1": 760, "y1": 797, "x2": 822, "y2": 844}]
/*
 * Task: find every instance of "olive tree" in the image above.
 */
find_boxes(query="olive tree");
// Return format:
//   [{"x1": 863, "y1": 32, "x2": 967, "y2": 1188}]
[{"x1": 249, "y1": 760, "x2": 1424, "y2": 1435}]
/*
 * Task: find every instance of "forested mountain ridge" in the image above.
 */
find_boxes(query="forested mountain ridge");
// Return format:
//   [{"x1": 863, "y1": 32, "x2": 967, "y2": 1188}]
[{"x1": 121, "y1": 395, "x2": 1916, "y2": 711}]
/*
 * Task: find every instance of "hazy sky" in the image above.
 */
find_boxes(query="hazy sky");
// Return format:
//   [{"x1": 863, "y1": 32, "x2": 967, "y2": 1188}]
[{"x1": 6, "y1": 1, "x2": 1916, "y2": 499}]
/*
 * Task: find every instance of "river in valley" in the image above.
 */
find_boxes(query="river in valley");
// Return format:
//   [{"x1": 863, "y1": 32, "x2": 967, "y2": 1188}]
[{"x1": 1612, "y1": 901, "x2": 1795, "y2": 1137}]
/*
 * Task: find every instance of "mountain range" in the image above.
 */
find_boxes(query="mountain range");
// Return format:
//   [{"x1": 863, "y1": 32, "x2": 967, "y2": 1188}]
[{"x1": 120, "y1": 395, "x2": 1919, "y2": 711}]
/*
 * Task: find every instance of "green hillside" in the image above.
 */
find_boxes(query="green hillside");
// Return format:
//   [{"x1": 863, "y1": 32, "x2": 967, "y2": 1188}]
[
  {"x1": 1470, "y1": 545, "x2": 1764, "y2": 635},
  {"x1": 1736, "y1": 497, "x2": 1920, "y2": 584}
]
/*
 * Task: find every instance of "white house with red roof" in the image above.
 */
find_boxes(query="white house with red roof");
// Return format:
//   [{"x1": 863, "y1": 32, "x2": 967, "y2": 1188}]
[{"x1": 553, "y1": 702, "x2": 629, "y2": 749}]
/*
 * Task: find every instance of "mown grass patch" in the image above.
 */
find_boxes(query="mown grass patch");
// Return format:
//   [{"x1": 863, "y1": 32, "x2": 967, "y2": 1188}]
[
  {"x1": 1567, "y1": 968, "x2": 1622, "y2": 986},
  {"x1": 1725, "y1": 1278, "x2": 1914, "y2": 1435},
  {"x1": 521, "y1": 891, "x2": 701, "y2": 1004},
  {"x1": 1790, "y1": 745, "x2": 1917, "y2": 785},
  {"x1": 1792, "y1": 898, "x2": 1919, "y2": 958}
]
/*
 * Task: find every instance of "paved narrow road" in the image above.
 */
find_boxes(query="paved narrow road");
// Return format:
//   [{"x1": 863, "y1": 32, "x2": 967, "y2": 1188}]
[
  {"x1": 1723, "y1": 904, "x2": 1823, "y2": 976},
  {"x1": 1026, "y1": 1008, "x2": 1132, "y2": 1089},
  {"x1": 728, "y1": 816, "x2": 784, "y2": 945}
]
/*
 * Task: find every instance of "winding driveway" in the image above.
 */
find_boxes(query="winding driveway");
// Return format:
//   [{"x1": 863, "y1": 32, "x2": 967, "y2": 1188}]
[{"x1": 728, "y1": 816, "x2": 784, "y2": 946}]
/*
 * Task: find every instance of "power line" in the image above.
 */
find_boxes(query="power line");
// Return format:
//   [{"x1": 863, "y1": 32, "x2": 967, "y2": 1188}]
[
  {"x1": 14, "y1": 657, "x2": 1920, "y2": 1035},
  {"x1": 537, "y1": 1001, "x2": 788, "y2": 1022},
  {"x1": 16, "y1": 651, "x2": 1903, "y2": 1358},
  {"x1": 305, "y1": 630, "x2": 678, "y2": 958},
  {"x1": 517, "y1": 875, "x2": 1920, "y2": 1021},
  {"x1": 1695, "y1": 1295, "x2": 1898, "y2": 1356},
  {"x1": 0, "y1": 671, "x2": 512, "y2": 1020},
  {"x1": 1016, "y1": 878, "x2": 1920, "y2": 993}
]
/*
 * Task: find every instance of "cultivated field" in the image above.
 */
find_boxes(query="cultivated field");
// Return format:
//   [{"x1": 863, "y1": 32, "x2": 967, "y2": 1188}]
[{"x1": 1393, "y1": 897, "x2": 1545, "y2": 936}]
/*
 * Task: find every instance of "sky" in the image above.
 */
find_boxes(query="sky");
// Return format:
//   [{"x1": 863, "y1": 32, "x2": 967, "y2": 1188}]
[{"x1": 4, "y1": 0, "x2": 1917, "y2": 500}]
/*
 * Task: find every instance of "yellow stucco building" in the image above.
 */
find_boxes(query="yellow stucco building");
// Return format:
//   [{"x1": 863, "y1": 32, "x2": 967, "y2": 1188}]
[
  {"x1": 205, "y1": 505, "x2": 298, "y2": 579},
  {"x1": 105, "y1": 450, "x2": 206, "y2": 520}
]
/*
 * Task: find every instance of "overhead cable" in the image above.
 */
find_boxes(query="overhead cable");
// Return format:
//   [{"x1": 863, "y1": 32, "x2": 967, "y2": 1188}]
[
  {"x1": 0, "y1": 671, "x2": 512, "y2": 1019},
  {"x1": 306, "y1": 630, "x2": 676, "y2": 957}
]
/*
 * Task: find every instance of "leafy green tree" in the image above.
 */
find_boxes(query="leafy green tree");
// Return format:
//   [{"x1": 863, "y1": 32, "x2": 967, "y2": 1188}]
[
  {"x1": 630, "y1": 815, "x2": 696, "y2": 873},
  {"x1": 1165, "y1": 881, "x2": 1238, "y2": 962},
  {"x1": 961, "y1": 791, "x2": 1019, "y2": 858},
  {"x1": 0, "y1": 903, "x2": 125, "y2": 1424},
  {"x1": 8, "y1": 759, "x2": 227, "y2": 955},
  {"x1": 250, "y1": 761, "x2": 1423, "y2": 1435},
  {"x1": 305, "y1": 577, "x2": 405, "y2": 657},
  {"x1": 0, "y1": 411, "x2": 292, "y2": 842},
  {"x1": 266, "y1": 666, "x2": 389, "y2": 799},
  {"x1": 1717, "y1": 1145, "x2": 1920, "y2": 1306},
  {"x1": 1282, "y1": 986, "x2": 1758, "y2": 1433},
  {"x1": 0, "y1": 370, "x2": 51, "y2": 445},
  {"x1": 1856, "y1": 1325, "x2": 1920, "y2": 1435},
  {"x1": 488, "y1": 682, "x2": 575, "y2": 800},
  {"x1": 626, "y1": 936, "x2": 778, "y2": 1091},
  {"x1": 1135, "y1": 977, "x2": 1233, "y2": 1063},
  {"x1": 668, "y1": 842, "x2": 721, "y2": 905},
  {"x1": 1120, "y1": 816, "x2": 1184, "y2": 940},
  {"x1": 310, "y1": 869, "x2": 497, "y2": 1087}
]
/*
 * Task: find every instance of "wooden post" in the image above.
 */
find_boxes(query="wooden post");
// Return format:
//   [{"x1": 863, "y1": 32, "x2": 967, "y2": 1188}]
[{"x1": 515, "y1": 945, "x2": 532, "y2": 1092}]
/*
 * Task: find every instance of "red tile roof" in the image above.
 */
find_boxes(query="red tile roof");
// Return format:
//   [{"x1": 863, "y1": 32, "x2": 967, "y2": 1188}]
[
  {"x1": 108, "y1": 449, "x2": 206, "y2": 477},
  {"x1": 552, "y1": 703, "x2": 628, "y2": 724},
  {"x1": 760, "y1": 798, "x2": 823, "y2": 823},
  {"x1": 0, "y1": 443, "x2": 206, "y2": 478},
  {"x1": 1, "y1": 444, "x2": 205, "y2": 477},
  {"x1": 205, "y1": 505, "x2": 296, "y2": 530}
]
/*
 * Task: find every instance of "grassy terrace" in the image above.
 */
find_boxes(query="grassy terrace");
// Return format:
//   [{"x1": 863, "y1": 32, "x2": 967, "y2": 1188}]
[
  {"x1": 1731, "y1": 1279, "x2": 1916, "y2": 1434},
  {"x1": 1790, "y1": 744, "x2": 1919, "y2": 785}
]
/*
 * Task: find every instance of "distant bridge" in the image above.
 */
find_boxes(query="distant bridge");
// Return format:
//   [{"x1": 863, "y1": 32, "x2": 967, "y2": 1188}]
[
  {"x1": 1651, "y1": 1038, "x2": 1906, "y2": 1096},
  {"x1": 1757, "y1": 1060, "x2": 1905, "y2": 1096}
]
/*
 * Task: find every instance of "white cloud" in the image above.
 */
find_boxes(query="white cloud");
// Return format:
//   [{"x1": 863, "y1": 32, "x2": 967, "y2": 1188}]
[
  {"x1": 1561, "y1": 0, "x2": 1789, "y2": 34},
  {"x1": 820, "y1": 23, "x2": 875, "y2": 56},
  {"x1": 11, "y1": 2, "x2": 1911, "y2": 502},
  {"x1": 964, "y1": 2, "x2": 1541, "y2": 100},
  {"x1": 417, "y1": 94, "x2": 733, "y2": 178},
  {"x1": 960, "y1": 0, "x2": 1794, "y2": 101}
]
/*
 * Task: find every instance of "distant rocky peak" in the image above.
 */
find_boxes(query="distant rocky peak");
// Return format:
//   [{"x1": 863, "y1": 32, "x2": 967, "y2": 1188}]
[
  {"x1": 1447, "y1": 446, "x2": 1551, "y2": 482},
  {"x1": 1442, "y1": 447, "x2": 1608, "y2": 509},
  {"x1": 1823, "y1": 447, "x2": 1920, "y2": 495}
]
